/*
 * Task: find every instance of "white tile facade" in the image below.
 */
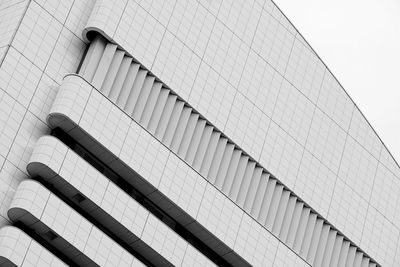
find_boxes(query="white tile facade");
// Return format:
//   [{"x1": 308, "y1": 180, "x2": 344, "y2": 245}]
[{"x1": 0, "y1": 0, "x2": 398, "y2": 266}]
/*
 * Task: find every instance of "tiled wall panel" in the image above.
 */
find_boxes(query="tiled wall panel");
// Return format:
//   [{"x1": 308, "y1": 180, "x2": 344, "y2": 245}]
[
  {"x1": 48, "y1": 74, "x2": 311, "y2": 266},
  {"x1": 0, "y1": 0, "x2": 28, "y2": 51},
  {"x1": 0, "y1": 0, "x2": 97, "y2": 238},
  {"x1": 0, "y1": 0, "x2": 399, "y2": 266},
  {"x1": 0, "y1": 226, "x2": 67, "y2": 266}
]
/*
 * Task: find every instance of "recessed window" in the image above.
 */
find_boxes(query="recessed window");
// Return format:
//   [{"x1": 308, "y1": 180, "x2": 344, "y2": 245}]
[
  {"x1": 43, "y1": 230, "x2": 58, "y2": 241},
  {"x1": 72, "y1": 192, "x2": 86, "y2": 203}
]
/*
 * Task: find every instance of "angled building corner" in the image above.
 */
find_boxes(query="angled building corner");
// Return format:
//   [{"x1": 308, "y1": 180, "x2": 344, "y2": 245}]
[{"x1": 0, "y1": 0, "x2": 399, "y2": 266}]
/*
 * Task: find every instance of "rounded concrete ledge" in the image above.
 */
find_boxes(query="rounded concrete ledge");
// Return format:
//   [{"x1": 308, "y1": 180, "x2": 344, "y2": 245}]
[
  {"x1": 0, "y1": 225, "x2": 66, "y2": 267},
  {"x1": 27, "y1": 135, "x2": 68, "y2": 179},
  {"x1": 47, "y1": 74, "x2": 92, "y2": 131},
  {"x1": 82, "y1": 0, "x2": 124, "y2": 44},
  {"x1": 7, "y1": 180, "x2": 49, "y2": 226},
  {"x1": 7, "y1": 180, "x2": 142, "y2": 266},
  {"x1": 0, "y1": 226, "x2": 31, "y2": 266},
  {"x1": 82, "y1": 27, "x2": 112, "y2": 44}
]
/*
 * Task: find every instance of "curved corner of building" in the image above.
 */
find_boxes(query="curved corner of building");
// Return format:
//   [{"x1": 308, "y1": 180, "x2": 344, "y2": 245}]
[
  {"x1": 6, "y1": 207, "x2": 26, "y2": 227},
  {"x1": 46, "y1": 112, "x2": 71, "y2": 130},
  {"x1": 47, "y1": 74, "x2": 92, "y2": 132},
  {"x1": 26, "y1": 135, "x2": 68, "y2": 179},
  {"x1": 0, "y1": 225, "x2": 67, "y2": 267},
  {"x1": 82, "y1": 0, "x2": 126, "y2": 45},
  {"x1": 7, "y1": 180, "x2": 48, "y2": 224},
  {"x1": 82, "y1": 26, "x2": 113, "y2": 44},
  {"x1": 0, "y1": 226, "x2": 32, "y2": 266}
]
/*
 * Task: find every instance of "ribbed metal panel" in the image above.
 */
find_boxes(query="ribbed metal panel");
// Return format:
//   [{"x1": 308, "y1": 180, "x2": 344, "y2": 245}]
[{"x1": 76, "y1": 35, "x2": 378, "y2": 267}]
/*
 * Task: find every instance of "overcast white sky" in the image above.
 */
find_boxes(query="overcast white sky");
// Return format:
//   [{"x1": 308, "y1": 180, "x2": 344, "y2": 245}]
[{"x1": 274, "y1": 0, "x2": 400, "y2": 163}]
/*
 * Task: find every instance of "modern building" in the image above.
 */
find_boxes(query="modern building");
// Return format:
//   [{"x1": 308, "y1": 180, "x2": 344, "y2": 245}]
[{"x1": 0, "y1": 0, "x2": 399, "y2": 266}]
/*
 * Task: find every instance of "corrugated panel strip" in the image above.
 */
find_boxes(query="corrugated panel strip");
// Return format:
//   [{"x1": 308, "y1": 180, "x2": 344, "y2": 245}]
[{"x1": 77, "y1": 35, "x2": 377, "y2": 267}]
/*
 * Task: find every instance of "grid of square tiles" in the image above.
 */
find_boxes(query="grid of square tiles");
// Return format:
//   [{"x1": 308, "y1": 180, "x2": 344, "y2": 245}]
[
  {"x1": 84, "y1": 0, "x2": 127, "y2": 41},
  {"x1": 0, "y1": 0, "x2": 118, "y2": 265},
  {"x1": 113, "y1": 0, "x2": 165, "y2": 69},
  {"x1": 0, "y1": 0, "x2": 398, "y2": 265},
  {"x1": 77, "y1": 38, "x2": 384, "y2": 266},
  {"x1": 152, "y1": 30, "x2": 202, "y2": 101},
  {"x1": 76, "y1": 32, "x2": 394, "y2": 265},
  {"x1": 0, "y1": 0, "x2": 93, "y2": 232},
  {"x1": 0, "y1": 226, "x2": 67, "y2": 266},
  {"x1": 49, "y1": 77, "x2": 310, "y2": 266},
  {"x1": 37, "y1": 0, "x2": 400, "y2": 210},
  {"x1": 0, "y1": 160, "x2": 27, "y2": 227},
  {"x1": 28, "y1": 135, "x2": 217, "y2": 266},
  {"x1": 9, "y1": 179, "x2": 146, "y2": 266},
  {"x1": 0, "y1": 0, "x2": 28, "y2": 49},
  {"x1": 81, "y1": 1, "x2": 400, "y2": 264}
]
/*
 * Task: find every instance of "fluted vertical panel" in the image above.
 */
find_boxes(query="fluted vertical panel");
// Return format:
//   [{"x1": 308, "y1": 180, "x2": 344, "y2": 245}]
[
  {"x1": 75, "y1": 35, "x2": 379, "y2": 267},
  {"x1": 91, "y1": 43, "x2": 117, "y2": 89}
]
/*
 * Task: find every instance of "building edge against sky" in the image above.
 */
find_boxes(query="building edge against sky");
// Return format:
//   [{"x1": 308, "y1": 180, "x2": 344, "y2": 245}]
[
  {"x1": 273, "y1": 0, "x2": 400, "y2": 171},
  {"x1": 0, "y1": 0, "x2": 399, "y2": 266}
]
